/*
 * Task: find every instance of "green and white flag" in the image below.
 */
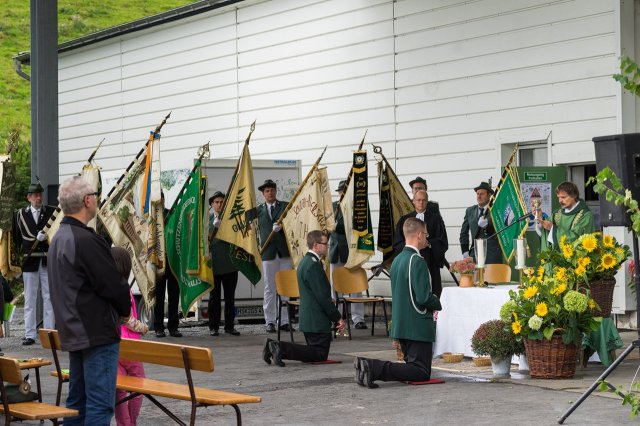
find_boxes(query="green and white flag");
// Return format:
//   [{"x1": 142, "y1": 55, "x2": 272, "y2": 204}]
[
  {"x1": 488, "y1": 165, "x2": 527, "y2": 263},
  {"x1": 165, "y1": 160, "x2": 213, "y2": 314}
]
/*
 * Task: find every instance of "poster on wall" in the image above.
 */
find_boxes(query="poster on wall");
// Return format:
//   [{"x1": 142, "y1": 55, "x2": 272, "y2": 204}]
[{"x1": 520, "y1": 182, "x2": 552, "y2": 231}]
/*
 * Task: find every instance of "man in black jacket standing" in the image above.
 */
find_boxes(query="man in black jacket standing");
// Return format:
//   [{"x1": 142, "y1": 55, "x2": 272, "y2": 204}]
[
  {"x1": 48, "y1": 176, "x2": 131, "y2": 425},
  {"x1": 14, "y1": 182, "x2": 56, "y2": 345},
  {"x1": 393, "y1": 190, "x2": 448, "y2": 297}
]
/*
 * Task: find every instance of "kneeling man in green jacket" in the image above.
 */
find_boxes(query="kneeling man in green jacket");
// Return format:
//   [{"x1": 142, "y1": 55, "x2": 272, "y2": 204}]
[
  {"x1": 355, "y1": 217, "x2": 442, "y2": 388},
  {"x1": 262, "y1": 230, "x2": 346, "y2": 366}
]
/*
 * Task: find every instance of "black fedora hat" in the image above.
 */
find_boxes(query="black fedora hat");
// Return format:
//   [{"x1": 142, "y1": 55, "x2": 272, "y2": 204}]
[
  {"x1": 209, "y1": 191, "x2": 225, "y2": 204},
  {"x1": 474, "y1": 181, "x2": 494, "y2": 194},
  {"x1": 27, "y1": 182, "x2": 44, "y2": 194},
  {"x1": 336, "y1": 180, "x2": 347, "y2": 192},
  {"x1": 408, "y1": 176, "x2": 427, "y2": 188},
  {"x1": 258, "y1": 179, "x2": 277, "y2": 192}
]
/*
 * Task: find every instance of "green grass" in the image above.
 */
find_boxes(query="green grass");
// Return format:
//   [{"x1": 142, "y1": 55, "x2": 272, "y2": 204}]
[{"x1": 0, "y1": 0, "x2": 196, "y2": 200}]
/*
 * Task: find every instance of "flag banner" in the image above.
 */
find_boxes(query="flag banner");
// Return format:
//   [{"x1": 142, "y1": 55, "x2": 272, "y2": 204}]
[
  {"x1": 377, "y1": 159, "x2": 413, "y2": 268},
  {"x1": 281, "y1": 166, "x2": 335, "y2": 268},
  {"x1": 46, "y1": 163, "x2": 102, "y2": 244},
  {"x1": 340, "y1": 152, "x2": 374, "y2": 269},
  {"x1": 352, "y1": 151, "x2": 369, "y2": 236},
  {"x1": 488, "y1": 166, "x2": 528, "y2": 263},
  {"x1": 98, "y1": 131, "x2": 166, "y2": 308},
  {"x1": 166, "y1": 161, "x2": 214, "y2": 314},
  {"x1": 216, "y1": 143, "x2": 262, "y2": 284},
  {"x1": 0, "y1": 159, "x2": 16, "y2": 230}
]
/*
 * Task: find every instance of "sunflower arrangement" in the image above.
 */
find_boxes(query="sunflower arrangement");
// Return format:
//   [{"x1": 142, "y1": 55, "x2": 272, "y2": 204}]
[
  {"x1": 538, "y1": 232, "x2": 631, "y2": 283},
  {"x1": 501, "y1": 272, "x2": 602, "y2": 345}
]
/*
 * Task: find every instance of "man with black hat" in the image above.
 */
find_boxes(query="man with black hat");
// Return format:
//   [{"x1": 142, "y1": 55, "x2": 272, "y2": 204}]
[
  {"x1": 257, "y1": 179, "x2": 293, "y2": 333},
  {"x1": 329, "y1": 180, "x2": 366, "y2": 329},
  {"x1": 13, "y1": 182, "x2": 56, "y2": 345},
  {"x1": 460, "y1": 181, "x2": 503, "y2": 265},
  {"x1": 207, "y1": 191, "x2": 240, "y2": 336},
  {"x1": 408, "y1": 176, "x2": 440, "y2": 216}
]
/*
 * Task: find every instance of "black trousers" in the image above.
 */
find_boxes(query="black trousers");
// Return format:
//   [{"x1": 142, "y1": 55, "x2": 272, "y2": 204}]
[
  {"x1": 278, "y1": 332, "x2": 332, "y2": 363},
  {"x1": 208, "y1": 271, "x2": 238, "y2": 331},
  {"x1": 153, "y1": 271, "x2": 180, "y2": 332},
  {"x1": 368, "y1": 339, "x2": 433, "y2": 382}
]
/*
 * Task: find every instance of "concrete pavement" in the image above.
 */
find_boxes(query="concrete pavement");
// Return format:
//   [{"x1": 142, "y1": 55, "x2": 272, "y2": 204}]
[{"x1": 2, "y1": 313, "x2": 639, "y2": 425}]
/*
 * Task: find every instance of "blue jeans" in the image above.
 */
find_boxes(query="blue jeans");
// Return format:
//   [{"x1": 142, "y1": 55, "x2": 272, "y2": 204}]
[{"x1": 66, "y1": 342, "x2": 119, "y2": 426}]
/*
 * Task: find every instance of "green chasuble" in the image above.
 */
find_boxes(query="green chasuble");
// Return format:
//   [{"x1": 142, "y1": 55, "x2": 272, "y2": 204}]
[{"x1": 541, "y1": 200, "x2": 594, "y2": 250}]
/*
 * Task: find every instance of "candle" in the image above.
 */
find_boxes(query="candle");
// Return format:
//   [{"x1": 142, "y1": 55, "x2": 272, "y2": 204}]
[
  {"x1": 517, "y1": 238, "x2": 526, "y2": 269},
  {"x1": 475, "y1": 238, "x2": 485, "y2": 268}
]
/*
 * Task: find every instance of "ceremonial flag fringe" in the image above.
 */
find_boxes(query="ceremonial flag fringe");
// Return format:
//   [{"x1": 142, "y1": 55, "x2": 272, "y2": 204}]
[
  {"x1": 165, "y1": 159, "x2": 213, "y2": 314},
  {"x1": 216, "y1": 142, "x2": 262, "y2": 284},
  {"x1": 0, "y1": 156, "x2": 20, "y2": 279},
  {"x1": 281, "y1": 165, "x2": 335, "y2": 268},
  {"x1": 376, "y1": 159, "x2": 413, "y2": 269},
  {"x1": 488, "y1": 163, "x2": 527, "y2": 263},
  {"x1": 340, "y1": 151, "x2": 374, "y2": 269},
  {"x1": 98, "y1": 131, "x2": 166, "y2": 308}
]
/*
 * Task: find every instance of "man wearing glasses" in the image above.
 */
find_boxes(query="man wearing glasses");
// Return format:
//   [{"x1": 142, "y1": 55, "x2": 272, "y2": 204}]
[
  {"x1": 393, "y1": 190, "x2": 448, "y2": 297},
  {"x1": 14, "y1": 182, "x2": 56, "y2": 345},
  {"x1": 262, "y1": 230, "x2": 346, "y2": 367}
]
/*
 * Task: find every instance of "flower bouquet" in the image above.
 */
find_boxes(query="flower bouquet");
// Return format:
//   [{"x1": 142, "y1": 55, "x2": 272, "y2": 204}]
[
  {"x1": 449, "y1": 258, "x2": 476, "y2": 287},
  {"x1": 500, "y1": 271, "x2": 602, "y2": 378}
]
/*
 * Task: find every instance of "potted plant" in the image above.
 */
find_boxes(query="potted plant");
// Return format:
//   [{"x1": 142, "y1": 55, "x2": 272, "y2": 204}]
[
  {"x1": 449, "y1": 258, "x2": 476, "y2": 287},
  {"x1": 501, "y1": 270, "x2": 602, "y2": 379},
  {"x1": 471, "y1": 319, "x2": 523, "y2": 378},
  {"x1": 537, "y1": 232, "x2": 631, "y2": 317}
]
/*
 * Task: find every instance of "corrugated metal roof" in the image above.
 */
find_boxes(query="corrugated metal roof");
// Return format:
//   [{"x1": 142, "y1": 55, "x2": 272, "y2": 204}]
[{"x1": 14, "y1": 0, "x2": 245, "y2": 64}]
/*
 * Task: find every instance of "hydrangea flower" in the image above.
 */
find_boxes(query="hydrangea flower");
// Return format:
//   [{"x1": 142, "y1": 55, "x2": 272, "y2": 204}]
[
  {"x1": 500, "y1": 300, "x2": 517, "y2": 324},
  {"x1": 563, "y1": 290, "x2": 588, "y2": 313},
  {"x1": 528, "y1": 315, "x2": 543, "y2": 331}
]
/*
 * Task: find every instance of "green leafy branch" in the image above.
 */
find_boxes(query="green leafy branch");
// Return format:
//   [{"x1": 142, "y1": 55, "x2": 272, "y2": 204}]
[
  {"x1": 599, "y1": 380, "x2": 640, "y2": 420},
  {"x1": 587, "y1": 167, "x2": 640, "y2": 234},
  {"x1": 613, "y1": 55, "x2": 640, "y2": 97}
]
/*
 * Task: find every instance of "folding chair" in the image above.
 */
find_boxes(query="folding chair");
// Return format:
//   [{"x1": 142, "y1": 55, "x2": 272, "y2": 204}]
[
  {"x1": 483, "y1": 264, "x2": 512, "y2": 283},
  {"x1": 275, "y1": 269, "x2": 300, "y2": 343},
  {"x1": 332, "y1": 266, "x2": 388, "y2": 340}
]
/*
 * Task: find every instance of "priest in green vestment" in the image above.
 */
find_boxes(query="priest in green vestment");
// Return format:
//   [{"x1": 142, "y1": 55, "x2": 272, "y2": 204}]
[{"x1": 535, "y1": 181, "x2": 594, "y2": 249}]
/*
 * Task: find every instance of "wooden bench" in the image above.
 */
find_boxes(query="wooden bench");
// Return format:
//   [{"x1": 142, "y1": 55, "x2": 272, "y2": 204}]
[
  {"x1": 0, "y1": 356, "x2": 78, "y2": 425},
  {"x1": 39, "y1": 329, "x2": 261, "y2": 425}
]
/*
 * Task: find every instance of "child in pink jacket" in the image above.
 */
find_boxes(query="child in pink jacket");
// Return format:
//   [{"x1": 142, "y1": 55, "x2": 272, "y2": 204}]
[{"x1": 112, "y1": 247, "x2": 148, "y2": 426}]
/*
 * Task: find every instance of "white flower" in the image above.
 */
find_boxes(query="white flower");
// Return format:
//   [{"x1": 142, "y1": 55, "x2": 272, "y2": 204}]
[{"x1": 528, "y1": 315, "x2": 543, "y2": 331}]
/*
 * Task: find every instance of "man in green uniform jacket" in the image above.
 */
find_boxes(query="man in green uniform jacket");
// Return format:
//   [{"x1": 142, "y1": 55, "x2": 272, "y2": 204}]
[
  {"x1": 536, "y1": 181, "x2": 595, "y2": 248},
  {"x1": 262, "y1": 230, "x2": 345, "y2": 366},
  {"x1": 355, "y1": 218, "x2": 442, "y2": 388},
  {"x1": 257, "y1": 179, "x2": 293, "y2": 333},
  {"x1": 459, "y1": 181, "x2": 504, "y2": 265}
]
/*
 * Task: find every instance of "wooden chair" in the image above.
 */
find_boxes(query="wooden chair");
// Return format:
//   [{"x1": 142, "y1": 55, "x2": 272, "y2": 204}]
[
  {"x1": 332, "y1": 267, "x2": 388, "y2": 340},
  {"x1": 275, "y1": 269, "x2": 300, "y2": 343},
  {"x1": 0, "y1": 356, "x2": 78, "y2": 425},
  {"x1": 38, "y1": 329, "x2": 68, "y2": 407},
  {"x1": 483, "y1": 264, "x2": 512, "y2": 283}
]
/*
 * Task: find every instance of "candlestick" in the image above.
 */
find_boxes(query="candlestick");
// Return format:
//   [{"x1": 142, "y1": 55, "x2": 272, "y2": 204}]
[{"x1": 475, "y1": 238, "x2": 486, "y2": 268}]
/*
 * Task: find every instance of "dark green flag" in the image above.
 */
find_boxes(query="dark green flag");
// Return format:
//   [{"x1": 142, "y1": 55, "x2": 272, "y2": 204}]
[{"x1": 165, "y1": 161, "x2": 213, "y2": 314}]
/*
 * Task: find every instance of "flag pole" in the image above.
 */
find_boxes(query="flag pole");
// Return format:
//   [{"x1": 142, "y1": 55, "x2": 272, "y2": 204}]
[
  {"x1": 488, "y1": 144, "x2": 519, "y2": 210},
  {"x1": 338, "y1": 130, "x2": 367, "y2": 204},
  {"x1": 259, "y1": 145, "x2": 328, "y2": 255},
  {"x1": 167, "y1": 143, "x2": 211, "y2": 215}
]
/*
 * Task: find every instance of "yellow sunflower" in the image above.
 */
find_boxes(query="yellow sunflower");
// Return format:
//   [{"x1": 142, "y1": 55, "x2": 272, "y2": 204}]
[
  {"x1": 551, "y1": 283, "x2": 567, "y2": 295},
  {"x1": 523, "y1": 286, "x2": 539, "y2": 299},
  {"x1": 579, "y1": 257, "x2": 590, "y2": 267},
  {"x1": 602, "y1": 234, "x2": 614, "y2": 248},
  {"x1": 562, "y1": 244, "x2": 574, "y2": 259},
  {"x1": 512, "y1": 321, "x2": 522, "y2": 335},
  {"x1": 581, "y1": 235, "x2": 598, "y2": 252},
  {"x1": 554, "y1": 267, "x2": 566, "y2": 281},
  {"x1": 536, "y1": 266, "x2": 545, "y2": 281},
  {"x1": 575, "y1": 265, "x2": 586, "y2": 276},
  {"x1": 560, "y1": 235, "x2": 568, "y2": 247},
  {"x1": 615, "y1": 247, "x2": 624, "y2": 256},
  {"x1": 588, "y1": 299, "x2": 596, "y2": 310},
  {"x1": 535, "y1": 302, "x2": 548, "y2": 317},
  {"x1": 601, "y1": 253, "x2": 616, "y2": 270}
]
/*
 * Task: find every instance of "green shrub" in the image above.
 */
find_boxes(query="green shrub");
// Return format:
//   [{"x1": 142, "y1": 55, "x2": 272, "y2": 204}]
[{"x1": 471, "y1": 319, "x2": 524, "y2": 359}]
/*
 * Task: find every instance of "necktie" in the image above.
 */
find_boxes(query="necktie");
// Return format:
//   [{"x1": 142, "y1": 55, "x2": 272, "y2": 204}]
[
  {"x1": 270, "y1": 205, "x2": 275, "y2": 221},
  {"x1": 479, "y1": 207, "x2": 484, "y2": 218},
  {"x1": 33, "y1": 209, "x2": 40, "y2": 223}
]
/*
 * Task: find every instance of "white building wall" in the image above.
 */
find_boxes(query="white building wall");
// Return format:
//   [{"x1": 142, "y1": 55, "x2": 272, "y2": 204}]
[{"x1": 58, "y1": 0, "x2": 626, "y2": 288}]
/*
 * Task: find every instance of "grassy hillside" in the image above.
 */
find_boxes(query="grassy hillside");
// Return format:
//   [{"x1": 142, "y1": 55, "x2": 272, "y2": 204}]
[{"x1": 0, "y1": 0, "x2": 195, "y2": 198}]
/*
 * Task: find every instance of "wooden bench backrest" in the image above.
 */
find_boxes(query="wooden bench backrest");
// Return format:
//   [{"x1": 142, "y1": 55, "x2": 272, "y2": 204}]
[
  {"x1": 0, "y1": 357, "x2": 23, "y2": 384},
  {"x1": 119, "y1": 338, "x2": 214, "y2": 372},
  {"x1": 38, "y1": 329, "x2": 61, "y2": 350}
]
